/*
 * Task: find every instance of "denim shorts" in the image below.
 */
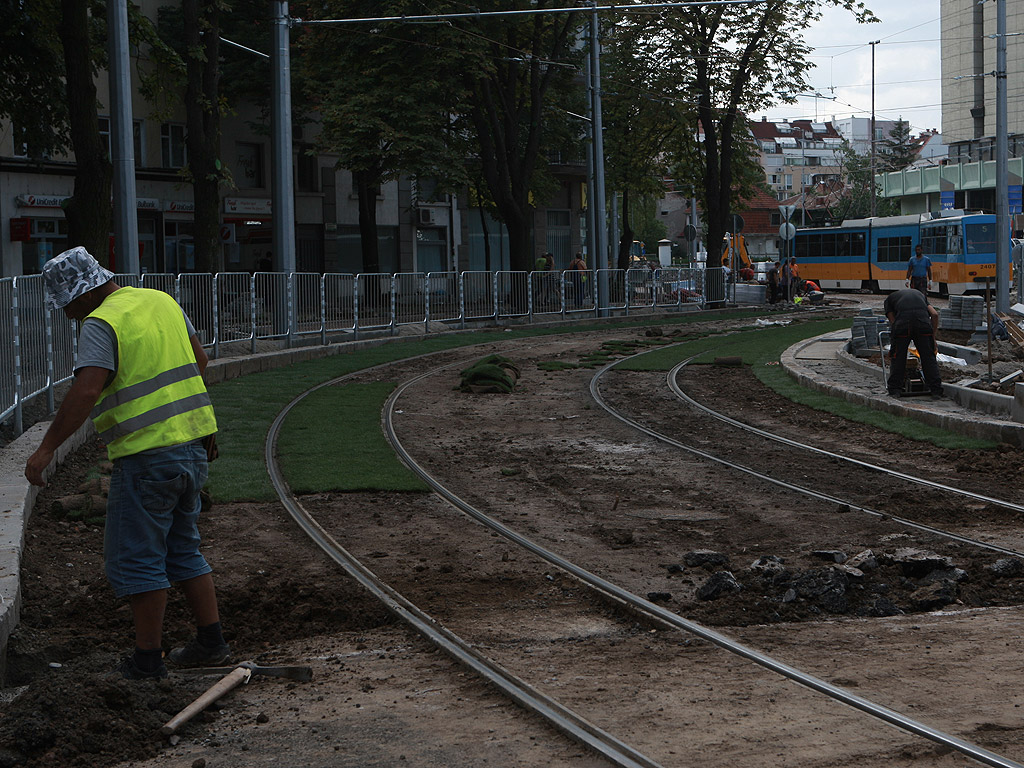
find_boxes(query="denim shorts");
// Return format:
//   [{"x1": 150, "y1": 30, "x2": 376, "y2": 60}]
[{"x1": 105, "y1": 440, "x2": 212, "y2": 598}]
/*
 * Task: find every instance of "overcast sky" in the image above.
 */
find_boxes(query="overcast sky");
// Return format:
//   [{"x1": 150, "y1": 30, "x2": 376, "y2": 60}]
[{"x1": 757, "y1": 1, "x2": 942, "y2": 134}]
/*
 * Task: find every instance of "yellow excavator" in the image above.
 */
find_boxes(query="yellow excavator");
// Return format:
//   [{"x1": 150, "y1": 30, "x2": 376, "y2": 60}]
[{"x1": 721, "y1": 234, "x2": 752, "y2": 272}]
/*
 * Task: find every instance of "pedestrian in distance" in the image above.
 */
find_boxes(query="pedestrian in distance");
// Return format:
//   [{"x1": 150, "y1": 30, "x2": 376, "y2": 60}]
[
  {"x1": 781, "y1": 258, "x2": 792, "y2": 301},
  {"x1": 906, "y1": 244, "x2": 932, "y2": 295},
  {"x1": 767, "y1": 261, "x2": 781, "y2": 304},
  {"x1": 24, "y1": 246, "x2": 230, "y2": 680},
  {"x1": 788, "y1": 257, "x2": 800, "y2": 302},
  {"x1": 568, "y1": 252, "x2": 588, "y2": 306},
  {"x1": 883, "y1": 287, "x2": 943, "y2": 399}
]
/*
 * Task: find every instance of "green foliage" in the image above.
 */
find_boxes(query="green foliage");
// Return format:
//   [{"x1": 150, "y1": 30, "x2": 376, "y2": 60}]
[
  {"x1": 830, "y1": 138, "x2": 900, "y2": 221},
  {"x1": 878, "y1": 119, "x2": 917, "y2": 173}
]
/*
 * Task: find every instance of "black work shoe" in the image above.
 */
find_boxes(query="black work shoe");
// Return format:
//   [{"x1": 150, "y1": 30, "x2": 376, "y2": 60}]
[
  {"x1": 887, "y1": 390, "x2": 902, "y2": 399},
  {"x1": 116, "y1": 654, "x2": 168, "y2": 680},
  {"x1": 168, "y1": 638, "x2": 231, "y2": 667}
]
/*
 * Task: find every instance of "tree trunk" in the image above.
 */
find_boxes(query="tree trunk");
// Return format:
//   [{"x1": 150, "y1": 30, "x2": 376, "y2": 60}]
[
  {"x1": 59, "y1": 0, "x2": 111, "y2": 265},
  {"x1": 183, "y1": 0, "x2": 222, "y2": 273},
  {"x1": 354, "y1": 169, "x2": 381, "y2": 273}
]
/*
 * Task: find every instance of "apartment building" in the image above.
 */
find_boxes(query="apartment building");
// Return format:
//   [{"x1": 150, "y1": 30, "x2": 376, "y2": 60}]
[{"x1": 750, "y1": 118, "x2": 845, "y2": 202}]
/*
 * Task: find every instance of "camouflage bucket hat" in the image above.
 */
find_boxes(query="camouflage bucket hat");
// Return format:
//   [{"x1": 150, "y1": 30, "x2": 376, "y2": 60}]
[{"x1": 42, "y1": 247, "x2": 114, "y2": 310}]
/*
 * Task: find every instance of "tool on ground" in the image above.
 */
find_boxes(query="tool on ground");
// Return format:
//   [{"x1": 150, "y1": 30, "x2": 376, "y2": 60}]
[
  {"x1": 160, "y1": 666, "x2": 252, "y2": 736},
  {"x1": 176, "y1": 660, "x2": 313, "y2": 682}
]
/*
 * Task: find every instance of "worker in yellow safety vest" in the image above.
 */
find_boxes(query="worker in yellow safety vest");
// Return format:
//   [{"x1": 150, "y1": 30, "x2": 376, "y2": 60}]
[{"x1": 25, "y1": 246, "x2": 229, "y2": 680}]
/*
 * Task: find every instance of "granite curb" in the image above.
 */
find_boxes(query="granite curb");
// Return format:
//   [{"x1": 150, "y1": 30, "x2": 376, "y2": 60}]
[{"x1": 782, "y1": 332, "x2": 1024, "y2": 448}]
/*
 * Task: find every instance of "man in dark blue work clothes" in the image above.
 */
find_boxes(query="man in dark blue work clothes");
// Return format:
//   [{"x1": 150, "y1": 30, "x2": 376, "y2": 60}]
[{"x1": 883, "y1": 288, "x2": 943, "y2": 398}]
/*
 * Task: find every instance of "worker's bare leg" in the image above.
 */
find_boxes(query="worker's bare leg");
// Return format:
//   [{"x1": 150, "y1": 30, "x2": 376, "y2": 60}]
[
  {"x1": 179, "y1": 572, "x2": 220, "y2": 627},
  {"x1": 129, "y1": 588, "x2": 168, "y2": 650}
]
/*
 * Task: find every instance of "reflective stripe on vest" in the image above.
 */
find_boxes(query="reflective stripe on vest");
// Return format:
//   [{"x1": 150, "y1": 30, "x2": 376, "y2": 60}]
[{"x1": 87, "y1": 287, "x2": 217, "y2": 459}]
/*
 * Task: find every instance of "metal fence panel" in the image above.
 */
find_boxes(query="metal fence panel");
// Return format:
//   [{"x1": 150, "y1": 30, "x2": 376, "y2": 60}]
[
  {"x1": 214, "y1": 272, "x2": 253, "y2": 346},
  {"x1": 462, "y1": 272, "x2": 495, "y2": 321},
  {"x1": 355, "y1": 274, "x2": 394, "y2": 332},
  {"x1": 254, "y1": 272, "x2": 291, "y2": 343},
  {"x1": 704, "y1": 267, "x2": 726, "y2": 305},
  {"x1": 13, "y1": 276, "x2": 49, "y2": 409},
  {"x1": 596, "y1": 269, "x2": 625, "y2": 311},
  {"x1": 426, "y1": 272, "x2": 460, "y2": 324},
  {"x1": 140, "y1": 273, "x2": 177, "y2": 296},
  {"x1": 625, "y1": 268, "x2": 655, "y2": 310},
  {"x1": 324, "y1": 273, "x2": 355, "y2": 333},
  {"x1": 531, "y1": 271, "x2": 563, "y2": 316},
  {"x1": 654, "y1": 268, "x2": 682, "y2": 308},
  {"x1": 180, "y1": 274, "x2": 216, "y2": 346},
  {"x1": 394, "y1": 273, "x2": 426, "y2": 326},
  {"x1": 497, "y1": 272, "x2": 529, "y2": 318},
  {"x1": 112, "y1": 273, "x2": 141, "y2": 288},
  {"x1": 292, "y1": 273, "x2": 324, "y2": 338},
  {"x1": 0, "y1": 279, "x2": 15, "y2": 426},
  {"x1": 677, "y1": 267, "x2": 705, "y2": 306}
]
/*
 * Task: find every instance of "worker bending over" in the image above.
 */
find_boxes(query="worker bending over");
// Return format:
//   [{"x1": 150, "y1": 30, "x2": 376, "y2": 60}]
[{"x1": 883, "y1": 288, "x2": 943, "y2": 399}]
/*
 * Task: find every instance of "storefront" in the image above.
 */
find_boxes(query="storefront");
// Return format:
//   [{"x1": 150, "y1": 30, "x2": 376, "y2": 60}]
[{"x1": 223, "y1": 197, "x2": 273, "y2": 272}]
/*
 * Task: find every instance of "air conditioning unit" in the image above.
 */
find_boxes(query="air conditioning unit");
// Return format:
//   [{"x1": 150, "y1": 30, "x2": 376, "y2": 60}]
[{"x1": 417, "y1": 207, "x2": 434, "y2": 226}]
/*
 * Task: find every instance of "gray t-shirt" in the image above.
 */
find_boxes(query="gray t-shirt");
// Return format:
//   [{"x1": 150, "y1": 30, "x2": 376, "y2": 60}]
[{"x1": 75, "y1": 310, "x2": 197, "y2": 377}]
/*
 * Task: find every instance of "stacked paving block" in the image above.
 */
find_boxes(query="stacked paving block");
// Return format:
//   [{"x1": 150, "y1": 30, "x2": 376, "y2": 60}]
[
  {"x1": 939, "y1": 295, "x2": 985, "y2": 331},
  {"x1": 849, "y1": 310, "x2": 887, "y2": 355}
]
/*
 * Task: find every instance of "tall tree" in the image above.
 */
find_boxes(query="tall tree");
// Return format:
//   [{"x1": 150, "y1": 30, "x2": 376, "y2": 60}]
[
  {"x1": 295, "y1": 0, "x2": 469, "y2": 272},
  {"x1": 601, "y1": 14, "x2": 681, "y2": 270},
  {"x1": 878, "y1": 119, "x2": 916, "y2": 173},
  {"x1": 831, "y1": 138, "x2": 898, "y2": 220},
  {"x1": 458, "y1": 2, "x2": 583, "y2": 272},
  {"x1": 658, "y1": 0, "x2": 875, "y2": 275}
]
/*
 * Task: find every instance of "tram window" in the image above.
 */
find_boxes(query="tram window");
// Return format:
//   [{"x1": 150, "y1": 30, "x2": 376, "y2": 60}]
[
  {"x1": 921, "y1": 226, "x2": 947, "y2": 256},
  {"x1": 966, "y1": 223, "x2": 996, "y2": 254},
  {"x1": 948, "y1": 225, "x2": 962, "y2": 255},
  {"x1": 850, "y1": 232, "x2": 865, "y2": 256},
  {"x1": 876, "y1": 236, "x2": 911, "y2": 262}
]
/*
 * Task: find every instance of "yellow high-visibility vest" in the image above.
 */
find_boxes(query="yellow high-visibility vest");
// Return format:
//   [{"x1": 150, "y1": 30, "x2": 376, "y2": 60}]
[{"x1": 87, "y1": 287, "x2": 216, "y2": 459}]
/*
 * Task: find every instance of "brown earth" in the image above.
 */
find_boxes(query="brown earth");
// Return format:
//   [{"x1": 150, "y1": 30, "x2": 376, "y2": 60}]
[{"x1": 5, "y1": 304, "x2": 1024, "y2": 768}]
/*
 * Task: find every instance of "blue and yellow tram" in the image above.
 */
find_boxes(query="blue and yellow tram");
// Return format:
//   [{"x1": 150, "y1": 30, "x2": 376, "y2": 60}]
[{"x1": 794, "y1": 212, "x2": 999, "y2": 295}]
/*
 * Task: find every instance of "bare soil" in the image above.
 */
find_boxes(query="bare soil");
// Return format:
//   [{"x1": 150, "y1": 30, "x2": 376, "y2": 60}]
[{"x1": 5, "y1": 305, "x2": 1024, "y2": 768}]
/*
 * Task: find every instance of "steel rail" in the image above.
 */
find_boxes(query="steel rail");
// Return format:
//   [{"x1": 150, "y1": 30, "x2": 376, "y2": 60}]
[
  {"x1": 666, "y1": 358, "x2": 1024, "y2": 515},
  {"x1": 265, "y1": 365, "x2": 665, "y2": 768},
  {"x1": 385, "y1": 364, "x2": 1024, "y2": 768},
  {"x1": 591, "y1": 351, "x2": 1024, "y2": 561}
]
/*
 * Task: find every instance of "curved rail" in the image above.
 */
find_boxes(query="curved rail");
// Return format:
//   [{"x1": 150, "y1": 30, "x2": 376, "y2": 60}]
[
  {"x1": 666, "y1": 359, "x2": 1024, "y2": 515},
  {"x1": 384, "y1": 363, "x2": 1024, "y2": 768},
  {"x1": 264, "y1": 364, "x2": 664, "y2": 768},
  {"x1": 589, "y1": 352, "x2": 1024, "y2": 561}
]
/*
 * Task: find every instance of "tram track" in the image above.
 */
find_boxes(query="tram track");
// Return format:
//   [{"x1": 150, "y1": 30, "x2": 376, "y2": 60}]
[{"x1": 262, "y1": 334, "x2": 1024, "y2": 768}]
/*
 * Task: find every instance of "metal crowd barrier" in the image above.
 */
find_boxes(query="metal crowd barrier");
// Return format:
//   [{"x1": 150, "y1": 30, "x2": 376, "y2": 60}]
[{"x1": 1, "y1": 267, "x2": 724, "y2": 436}]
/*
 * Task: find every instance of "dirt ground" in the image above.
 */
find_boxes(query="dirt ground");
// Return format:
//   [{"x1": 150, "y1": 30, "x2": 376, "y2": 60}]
[{"x1": 5, "y1": 304, "x2": 1024, "y2": 768}]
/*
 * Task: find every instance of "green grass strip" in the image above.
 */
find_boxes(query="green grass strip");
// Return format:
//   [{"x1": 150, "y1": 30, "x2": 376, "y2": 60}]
[
  {"x1": 613, "y1": 319, "x2": 997, "y2": 451},
  {"x1": 277, "y1": 382, "x2": 428, "y2": 493},
  {"x1": 205, "y1": 308, "x2": 783, "y2": 503}
]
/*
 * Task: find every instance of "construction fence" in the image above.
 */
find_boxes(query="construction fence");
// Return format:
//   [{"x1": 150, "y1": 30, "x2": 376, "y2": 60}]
[{"x1": 1, "y1": 266, "x2": 723, "y2": 436}]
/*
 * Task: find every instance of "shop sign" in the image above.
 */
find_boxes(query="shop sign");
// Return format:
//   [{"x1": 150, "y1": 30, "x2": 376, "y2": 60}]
[
  {"x1": 10, "y1": 217, "x2": 31, "y2": 242},
  {"x1": 224, "y1": 197, "x2": 272, "y2": 216},
  {"x1": 136, "y1": 198, "x2": 160, "y2": 211},
  {"x1": 15, "y1": 194, "x2": 69, "y2": 209},
  {"x1": 220, "y1": 224, "x2": 236, "y2": 244},
  {"x1": 165, "y1": 200, "x2": 195, "y2": 213}
]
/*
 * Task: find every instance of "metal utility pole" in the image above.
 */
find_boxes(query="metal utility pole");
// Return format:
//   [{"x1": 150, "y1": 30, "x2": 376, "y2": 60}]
[
  {"x1": 869, "y1": 40, "x2": 879, "y2": 218},
  {"x1": 995, "y1": 0, "x2": 1009, "y2": 313},
  {"x1": 107, "y1": 0, "x2": 139, "y2": 273},
  {"x1": 589, "y1": 2, "x2": 609, "y2": 311},
  {"x1": 272, "y1": 0, "x2": 296, "y2": 273},
  {"x1": 583, "y1": 54, "x2": 596, "y2": 264}
]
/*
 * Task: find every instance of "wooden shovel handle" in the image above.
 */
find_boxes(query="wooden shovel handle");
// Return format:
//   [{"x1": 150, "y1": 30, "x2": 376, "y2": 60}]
[{"x1": 161, "y1": 666, "x2": 251, "y2": 736}]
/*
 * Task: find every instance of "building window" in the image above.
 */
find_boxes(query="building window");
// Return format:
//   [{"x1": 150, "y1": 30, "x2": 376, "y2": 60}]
[
  {"x1": 296, "y1": 146, "x2": 318, "y2": 192},
  {"x1": 161, "y1": 123, "x2": 187, "y2": 168},
  {"x1": 99, "y1": 117, "x2": 144, "y2": 164}
]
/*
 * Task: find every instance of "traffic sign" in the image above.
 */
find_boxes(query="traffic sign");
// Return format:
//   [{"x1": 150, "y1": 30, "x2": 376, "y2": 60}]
[
  {"x1": 779, "y1": 204, "x2": 796, "y2": 221},
  {"x1": 731, "y1": 213, "x2": 745, "y2": 233},
  {"x1": 779, "y1": 222, "x2": 797, "y2": 240},
  {"x1": 682, "y1": 224, "x2": 697, "y2": 242}
]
